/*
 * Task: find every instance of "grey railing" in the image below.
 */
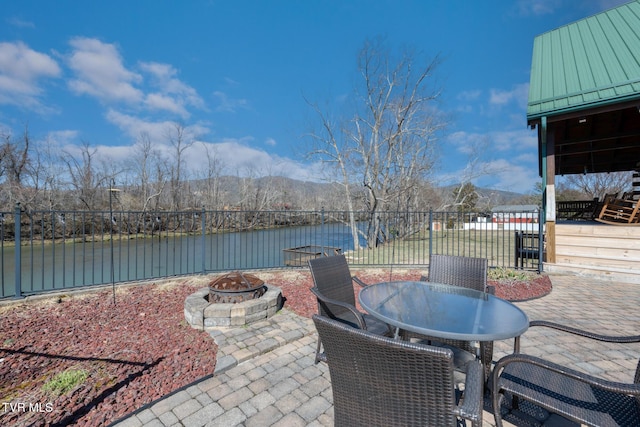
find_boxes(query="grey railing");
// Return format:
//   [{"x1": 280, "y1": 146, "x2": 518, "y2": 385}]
[{"x1": 0, "y1": 205, "x2": 542, "y2": 298}]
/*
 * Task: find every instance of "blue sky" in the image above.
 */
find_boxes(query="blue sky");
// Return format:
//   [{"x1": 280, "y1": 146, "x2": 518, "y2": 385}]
[{"x1": 0, "y1": 0, "x2": 629, "y2": 194}]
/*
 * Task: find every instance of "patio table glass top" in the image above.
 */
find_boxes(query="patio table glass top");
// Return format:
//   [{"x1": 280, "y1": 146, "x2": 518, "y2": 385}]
[{"x1": 359, "y1": 281, "x2": 529, "y2": 342}]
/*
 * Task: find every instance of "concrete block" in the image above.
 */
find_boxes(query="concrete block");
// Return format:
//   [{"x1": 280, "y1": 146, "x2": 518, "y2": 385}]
[
  {"x1": 205, "y1": 317, "x2": 231, "y2": 327},
  {"x1": 246, "y1": 311, "x2": 267, "y2": 325},
  {"x1": 205, "y1": 302, "x2": 233, "y2": 318},
  {"x1": 244, "y1": 298, "x2": 267, "y2": 314}
]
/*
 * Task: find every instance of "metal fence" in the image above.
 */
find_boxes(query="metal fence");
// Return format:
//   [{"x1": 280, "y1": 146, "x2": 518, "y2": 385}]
[{"x1": 0, "y1": 205, "x2": 543, "y2": 298}]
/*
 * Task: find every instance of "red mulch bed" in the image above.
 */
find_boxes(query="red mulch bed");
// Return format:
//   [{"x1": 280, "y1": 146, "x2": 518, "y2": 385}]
[
  {"x1": 267, "y1": 268, "x2": 552, "y2": 318},
  {"x1": 0, "y1": 279, "x2": 217, "y2": 427},
  {"x1": 0, "y1": 269, "x2": 551, "y2": 426}
]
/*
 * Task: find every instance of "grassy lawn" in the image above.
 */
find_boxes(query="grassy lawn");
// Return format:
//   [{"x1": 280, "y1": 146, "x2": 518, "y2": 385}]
[{"x1": 346, "y1": 228, "x2": 537, "y2": 270}]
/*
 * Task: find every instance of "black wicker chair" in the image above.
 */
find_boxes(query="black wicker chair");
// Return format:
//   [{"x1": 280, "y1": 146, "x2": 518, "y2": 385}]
[
  {"x1": 425, "y1": 254, "x2": 489, "y2": 292},
  {"x1": 417, "y1": 254, "x2": 494, "y2": 381},
  {"x1": 492, "y1": 320, "x2": 640, "y2": 427},
  {"x1": 308, "y1": 254, "x2": 392, "y2": 363},
  {"x1": 313, "y1": 314, "x2": 483, "y2": 427}
]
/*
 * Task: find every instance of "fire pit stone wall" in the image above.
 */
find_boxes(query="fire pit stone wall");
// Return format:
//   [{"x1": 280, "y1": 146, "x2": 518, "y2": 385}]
[{"x1": 184, "y1": 284, "x2": 283, "y2": 329}]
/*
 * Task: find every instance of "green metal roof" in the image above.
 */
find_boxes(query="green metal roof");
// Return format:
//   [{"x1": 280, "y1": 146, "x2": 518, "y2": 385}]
[{"x1": 527, "y1": 0, "x2": 640, "y2": 121}]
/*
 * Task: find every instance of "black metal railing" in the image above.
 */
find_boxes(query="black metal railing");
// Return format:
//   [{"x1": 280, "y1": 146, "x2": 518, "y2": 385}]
[
  {"x1": 556, "y1": 199, "x2": 600, "y2": 220},
  {"x1": 0, "y1": 205, "x2": 543, "y2": 298}
]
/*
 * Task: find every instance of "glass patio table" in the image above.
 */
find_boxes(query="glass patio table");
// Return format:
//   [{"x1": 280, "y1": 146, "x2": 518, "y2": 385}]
[{"x1": 358, "y1": 281, "x2": 529, "y2": 343}]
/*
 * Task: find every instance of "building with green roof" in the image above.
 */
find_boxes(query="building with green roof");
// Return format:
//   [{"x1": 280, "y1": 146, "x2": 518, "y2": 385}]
[{"x1": 528, "y1": 0, "x2": 640, "y2": 280}]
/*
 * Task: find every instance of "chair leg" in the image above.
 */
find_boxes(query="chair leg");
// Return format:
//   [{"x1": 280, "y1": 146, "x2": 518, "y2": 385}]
[
  {"x1": 315, "y1": 338, "x2": 326, "y2": 363},
  {"x1": 492, "y1": 391, "x2": 505, "y2": 427}
]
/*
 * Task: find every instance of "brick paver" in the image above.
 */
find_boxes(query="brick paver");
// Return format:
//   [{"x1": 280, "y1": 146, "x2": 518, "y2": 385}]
[{"x1": 112, "y1": 274, "x2": 640, "y2": 427}]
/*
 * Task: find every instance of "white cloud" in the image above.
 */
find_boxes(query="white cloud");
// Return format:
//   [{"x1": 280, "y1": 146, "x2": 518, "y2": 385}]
[
  {"x1": 105, "y1": 109, "x2": 210, "y2": 143},
  {"x1": 47, "y1": 130, "x2": 79, "y2": 145},
  {"x1": 444, "y1": 128, "x2": 539, "y2": 193},
  {"x1": 105, "y1": 110, "x2": 165, "y2": 141},
  {"x1": 597, "y1": 0, "x2": 631, "y2": 10},
  {"x1": 179, "y1": 139, "x2": 323, "y2": 182},
  {"x1": 265, "y1": 137, "x2": 277, "y2": 146},
  {"x1": 457, "y1": 90, "x2": 482, "y2": 101},
  {"x1": 439, "y1": 157, "x2": 540, "y2": 194},
  {"x1": 213, "y1": 91, "x2": 249, "y2": 113},
  {"x1": 447, "y1": 128, "x2": 536, "y2": 155},
  {"x1": 447, "y1": 131, "x2": 485, "y2": 155},
  {"x1": 66, "y1": 37, "x2": 143, "y2": 103},
  {"x1": 516, "y1": 0, "x2": 562, "y2": 16},
  {"x1": 455, "y1": 90, "x2": 482, "y2": 113},
  {"x1": 7, "y1": 17, "x2": 35, "y2": 29},
  {"x1": 0, "y1": 41, "x2": 61, "y2": 110},
  {"x1": 78, "y1": 134, "x2": 322, "y2": 184},
  {"x1": 196, "y1": 140, "x2": 273, "y2": 172},
  {"x1": 489, "y1": 83, "x2": 529, "y2": 109},
  {"x1": 223, "y1": 77, "x2": 240, "y2": 86},
  {"x1": 139, "y1": 61, "x2": 205, "y2": 117},
  {"x1": 477, "y1": 159, "x2": 540, "y2": 193},
  {"x1": 490, "y1": 129, "x2": 538, "y2": 151},
  {"x1": 144, "y1": 92, "x2": 190, "y2": 118},
  {"x1": 65, "y1": 40, "x2": 206, "y2": 121},
  {"x1": 94, "y1": 144, "x2": 135, "y2": 164},
  {"x1": 513, "y1": 152, "x2": 538, "y2": 164}
]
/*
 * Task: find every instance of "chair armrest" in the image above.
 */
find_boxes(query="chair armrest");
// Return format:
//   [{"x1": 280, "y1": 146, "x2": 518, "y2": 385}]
[
  {"x1": 493, "y1": 353, "x2": 640, "y2": 397},
  {"x1": 515, "y1": 319, "x2": 640, "y2": 354},
  {"x1": 454, "y1": 359, "x2": 483, "y2": 425},
  {"x1": 310, "y1": 287, "x2": 367, "y2": 329},
  {"x1": 529, "y1": 320, "x2": 640, "y2": 343},
  {"x1": 352, "y1": 276, "x2": 368, "y2": 287}
]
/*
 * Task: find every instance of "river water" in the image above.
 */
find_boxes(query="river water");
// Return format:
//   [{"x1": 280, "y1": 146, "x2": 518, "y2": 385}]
[{"x1": 1, "y1": 222, "x2": 365, "y2": 298}]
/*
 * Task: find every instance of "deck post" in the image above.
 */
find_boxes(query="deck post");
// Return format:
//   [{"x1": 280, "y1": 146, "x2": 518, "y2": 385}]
[{"x1": 541, "y1": 117, "x2": 556, "y2": 264}]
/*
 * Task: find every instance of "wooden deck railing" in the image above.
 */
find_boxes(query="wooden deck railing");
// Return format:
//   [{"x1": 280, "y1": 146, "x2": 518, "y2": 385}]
[{"x1": 556, "y1": 199, "x2": 600, "y2": 220}]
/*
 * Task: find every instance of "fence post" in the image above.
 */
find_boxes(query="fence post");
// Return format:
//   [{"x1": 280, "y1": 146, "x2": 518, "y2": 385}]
[
  {"x1": 538, "y1": 208, "x2": 544, "y2": 273},
  {"x1": 428, "y1": 209, "x2": 433, "y2": 257},
  {"x1": 14, "y1": 203, "x2": 22, "y2": 299},
  {"x1": 320, "y1": 207, "x2": 325, "y2": 256},
  {"x1": 201, "y1": 207, "x2": 206, "y2": 274}
]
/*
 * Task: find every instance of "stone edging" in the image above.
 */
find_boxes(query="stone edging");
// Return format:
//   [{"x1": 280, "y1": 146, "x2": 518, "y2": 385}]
[{"x1": 184, "y1": 284, "x2": 283, "y2": 329}]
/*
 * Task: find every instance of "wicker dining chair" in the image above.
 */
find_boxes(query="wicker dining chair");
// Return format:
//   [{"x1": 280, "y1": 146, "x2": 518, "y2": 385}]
[
  {"x1": 308, "y1": 254, "x2": 393, "y2": 363},
  {"x1": 313, "y1": 314, "x2": 483, "y2": 427},
  {"x1": 492, "y1": 320, "x2": 640, "y2": 427},
  {"x1": 418, "y1": 254, "x2": 494, "y2": 381},
  {"x1": 426, "y1": 254, "x2": 489, "y2": 292}
]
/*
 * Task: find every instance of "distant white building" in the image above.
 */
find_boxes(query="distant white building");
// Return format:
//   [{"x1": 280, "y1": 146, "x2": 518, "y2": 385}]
[{"x1": 491, "y1": 205, "x2": 539, "y2": 224}]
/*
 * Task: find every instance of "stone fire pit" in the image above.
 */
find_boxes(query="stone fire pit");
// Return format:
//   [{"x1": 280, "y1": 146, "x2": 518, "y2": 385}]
[
  {"x1": 208, "y1": 271, "x2": 267, "y2": 303},
  {"x1": 184, "y1": 272, "x2": 283, "y2": 329}
]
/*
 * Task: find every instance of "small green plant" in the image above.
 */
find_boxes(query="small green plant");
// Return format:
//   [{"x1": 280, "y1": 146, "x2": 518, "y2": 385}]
[
  {"x1": 42, "y1": 369, "x2": 88, "y2": 396},
  {"x1": 488, "y1": 267, "x2": 529, "y2": 282}
]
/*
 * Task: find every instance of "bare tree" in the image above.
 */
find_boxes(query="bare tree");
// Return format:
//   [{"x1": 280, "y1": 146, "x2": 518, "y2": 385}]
[
  {"x1": 0, "y1": 126, "x2": 67, "y2": 211},
  {"x1": 436, "y1": 136, "x2": 505, "y2": 211},
  {"x1": 132, "y1": 132, "x2": 167, "y2": 212},
  {"x1": 19, "y1": 136, "x2": 55, "y2": 211},
  {"x1": 17, "y1": 133, "x2": 71, "y2": 211},
  {"x1": 2, "y1": 126, "x2": 30, "y2": 185},
  {"x1": 198, "y1": 142, "x2": 224, "y2": 209},
  {"x1": 562, "y1": 172, "x2": 632, "y2": 199},
  {"x1": 237, "y1": 166, "x2": 280, "y2": 212},
  {"x1": 61, "y1": 142, "x2": 110, "y2": 210},
  {"x1": 165, "y1": 122, "x2": 195, "y2": 211},
  {"x1": 305, "y1": 102, "x2": 363, "y2": 247},
  {"x1": 0, "y1": 126, "x2": 32, "y2": 207},
  {"x1": 452, "y1": 182, "x2": 478, "y2": 212},
  {"x1": 307, "y1": 38, "x2": 446, "y2": 248}
]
